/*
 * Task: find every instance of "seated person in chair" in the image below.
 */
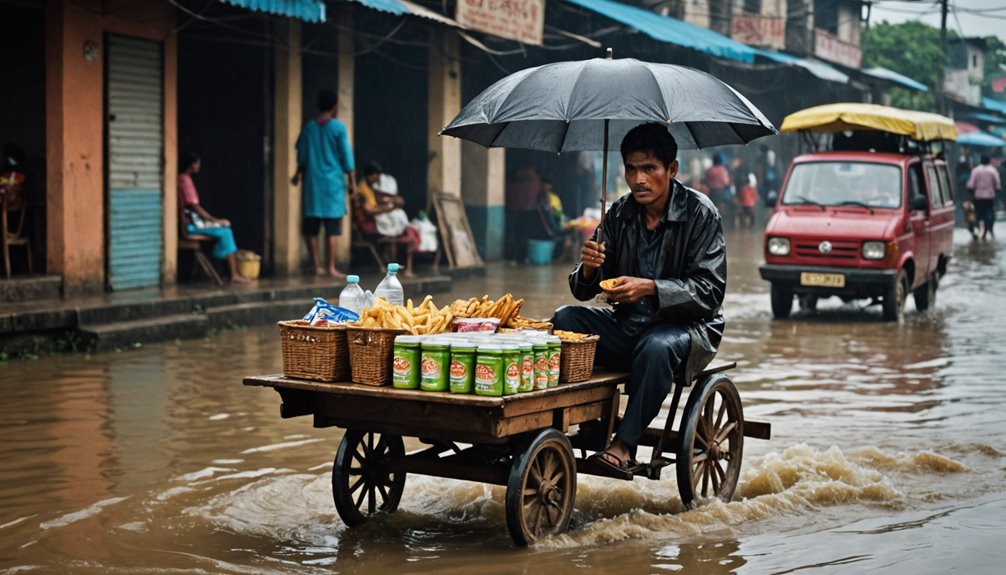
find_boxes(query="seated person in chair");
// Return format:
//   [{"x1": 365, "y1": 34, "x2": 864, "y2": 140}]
[
  {"x1": 354, "y1": 162, "x2": 421, "y2": 277},
  {"x1": 178, "y1": 151, "x2": 252, "y2": 284},
  {"x1": 551, "y1": 123, "x2": 726, "y2": 473},
  {"x1": 536, "y1": 178, "x2": 577, "y2": 261}
]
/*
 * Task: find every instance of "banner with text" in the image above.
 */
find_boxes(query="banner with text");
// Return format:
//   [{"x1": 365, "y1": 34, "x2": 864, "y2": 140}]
[{"x1": 456, "y1": 0, "x2": 545, "y2": 46}]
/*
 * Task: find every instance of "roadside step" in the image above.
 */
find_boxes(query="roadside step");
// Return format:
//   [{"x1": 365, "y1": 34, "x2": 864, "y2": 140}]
[
  {"x1": 79, "y1": 314, "x2": 209, "y2": 353},
  {"x1": 207, "y1": 301, "x2": 309, "y2": 329}
]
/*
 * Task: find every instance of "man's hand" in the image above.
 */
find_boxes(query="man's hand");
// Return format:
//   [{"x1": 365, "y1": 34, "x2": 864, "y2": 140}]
[
  {"x1": 216, "y1": 218, "x2": 231, "y2": 228},
  {"x1": 602, "y1": 276, "x2": 656, "y2": 304},
  {"x1": 578, "y1": 240, "x2": 605, "y2": 283}
]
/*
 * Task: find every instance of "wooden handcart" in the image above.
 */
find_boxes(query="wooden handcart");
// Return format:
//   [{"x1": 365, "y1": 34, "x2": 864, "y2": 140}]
[{"x1": 244, "y1": 362, "x2": 770, "y2": 546}]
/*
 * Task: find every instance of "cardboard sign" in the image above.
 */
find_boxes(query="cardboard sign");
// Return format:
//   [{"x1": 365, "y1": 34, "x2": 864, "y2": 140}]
[{"x1": 456, "y1": 0, "x2": 545, "y2": 46}]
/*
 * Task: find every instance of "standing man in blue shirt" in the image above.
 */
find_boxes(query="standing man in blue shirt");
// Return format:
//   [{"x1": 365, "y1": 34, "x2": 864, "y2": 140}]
[{"x1": 292, "y1": 90, "x2": 356, "y2": 278}]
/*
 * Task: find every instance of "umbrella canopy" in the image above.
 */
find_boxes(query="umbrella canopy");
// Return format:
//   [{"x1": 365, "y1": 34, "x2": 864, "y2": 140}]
[
  {"x1": 441, "y1": 56, "x2": 777, "y2": 153},
  {"x1": 957, "y1": 130, "x2": 1006, "y2": 147}
]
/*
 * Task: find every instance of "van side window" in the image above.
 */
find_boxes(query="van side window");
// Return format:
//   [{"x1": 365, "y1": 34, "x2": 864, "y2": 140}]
[
  {"x1": 937, "y1": 165, "x2": 954, "y2": 205},
  {"x1": 909, "y1": 163, "x2": 924, "y2": 205},
  {"x1": 925, "y1": 165, "x2": 941, "y2": 207}
]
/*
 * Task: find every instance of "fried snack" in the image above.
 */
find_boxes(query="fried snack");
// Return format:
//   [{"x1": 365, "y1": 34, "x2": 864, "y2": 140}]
[
  {"x1": 599, "y1": 278, "x2": 619, "y2": 290},
  {"x1": 507, "y1": 315, "x2": 553, "y2": 330},
  {"x1": 351, "y1": 296, "x2": 453, "y2": 335},
  {"x1": 553, "y1": 329, "x2": 591, "y2": 340},
  {"x1": 447, "y1": 294, "x2": 525, "y2": 326}
]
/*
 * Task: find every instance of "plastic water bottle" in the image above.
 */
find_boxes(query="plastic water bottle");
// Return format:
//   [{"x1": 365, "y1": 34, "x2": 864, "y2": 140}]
[
  {"x1": 338, "y1": 275, "x2": 367, "y2": 316},
  {"x1": 374, "y1": 263, "x2": 405, "y2": 306}
]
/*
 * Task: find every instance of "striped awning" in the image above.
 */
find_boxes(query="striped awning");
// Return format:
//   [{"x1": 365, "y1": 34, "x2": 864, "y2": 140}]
[{"x1": 221, "y1": 0, "x2": 326, "y2": 23}]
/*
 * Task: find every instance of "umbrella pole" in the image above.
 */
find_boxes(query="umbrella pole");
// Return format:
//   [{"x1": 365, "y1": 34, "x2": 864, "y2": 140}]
[{"x1": 599, "y1": 119, "x2": 608, "y2": 246}]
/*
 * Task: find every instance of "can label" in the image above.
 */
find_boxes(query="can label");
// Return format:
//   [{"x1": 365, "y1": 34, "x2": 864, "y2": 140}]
[
  {"x1": 520, "y1": 354, "x2": 534, "y2": 392},
  {"x1": 534, "y1": 355, "x2": 549, "y2": 390},
  {"x1": 504, "y1": 360, "x2": 520, "y2": 395},
  {"x1": 548, "y1": 352, "x2": 560, "y2": 388},
  {"x1": 392, "y1": 346, "x2": 419, "y2": 389},
  {"x1": 420, "y1": 349, "x2": 449, "y2": 392},
  {"x1": 450, "y1": 360, "x2": 467, "y2": 382},
  {"x1": 421, "y1": 356, "x2": 440, "y2": 379},
  {"x1": 475, "y1": 355, "x2": 503, "y2": 396}
]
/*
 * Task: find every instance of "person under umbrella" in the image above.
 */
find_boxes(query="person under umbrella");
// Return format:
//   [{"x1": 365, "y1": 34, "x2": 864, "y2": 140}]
[{"x1": 552, "y1": 123, "x2": 725, "y2": 474}]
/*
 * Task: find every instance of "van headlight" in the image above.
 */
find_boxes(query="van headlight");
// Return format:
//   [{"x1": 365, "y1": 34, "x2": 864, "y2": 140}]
[
  {"x1": 767, "y1": 237, "x2": 791, "y2": 256},
  {"x1": 862, "y1": 241, "x2": 886, "y2": 260}
]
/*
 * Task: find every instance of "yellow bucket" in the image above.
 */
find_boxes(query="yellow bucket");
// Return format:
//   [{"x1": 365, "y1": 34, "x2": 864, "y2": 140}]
[{"x1": 236, "y1": 250, "x2": 261, "y2": 279}]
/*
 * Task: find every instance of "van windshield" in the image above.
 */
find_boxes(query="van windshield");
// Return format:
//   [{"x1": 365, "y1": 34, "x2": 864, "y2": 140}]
[{"x1": 781, "y1": 162, "x2": 902, "y2": 209}]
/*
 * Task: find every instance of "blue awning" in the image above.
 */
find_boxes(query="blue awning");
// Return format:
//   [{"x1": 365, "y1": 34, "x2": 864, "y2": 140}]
[
  {"x1": 968, "y1": 112, "x2": 1006, "y2": 125},
  {"x1": 983, "y1": 97, "x2": 1006, "y2": 115},
  {"x1": 221, "y1": 0, "x2": 326, "y2": 22},
  {"x1": 757, "y1": 50, "x2": 849, "y2": 84},
  {"x1": 563, "y1": 0, "x2": 758, "y2": 63},
  {"x1": 861, "y1": 66, "x2": 928, "y2": 92},
  {"x1": 343, "y1": 0, "x2": 463, "y2": 26}
]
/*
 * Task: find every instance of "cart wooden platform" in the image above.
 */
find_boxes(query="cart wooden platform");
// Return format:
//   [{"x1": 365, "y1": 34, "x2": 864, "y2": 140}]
[{"x1": 244, "y1": 362, "x2": 770, "y2": 546}]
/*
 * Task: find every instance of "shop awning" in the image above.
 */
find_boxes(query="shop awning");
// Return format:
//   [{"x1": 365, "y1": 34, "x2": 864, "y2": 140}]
[
  {"x1": 344, "y1": 0, "x2": 463, "y2": 27},
  {"x1": 563, "y1": 0, "x2": 758, "y2": 63},
  {"x1": 968, "y1": 112, "x2": 1006, "y2": 125},
  {"x1": 757, "y1": 50, "x2": 849, "y2": 84},
  {"x1": 221, "y1": 0, "x2": 326, "y2": 22},
  {"x1": 983, "y1": 97, "x2": 1006, "y2": 115},
  {"x1": 861, "y1": 66, "x2": 928, "y2": 92}
]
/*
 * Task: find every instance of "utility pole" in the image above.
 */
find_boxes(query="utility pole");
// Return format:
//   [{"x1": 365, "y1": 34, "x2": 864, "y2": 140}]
[{"x1": 939, "y1": 0, "x2": 949, "y2": 114}]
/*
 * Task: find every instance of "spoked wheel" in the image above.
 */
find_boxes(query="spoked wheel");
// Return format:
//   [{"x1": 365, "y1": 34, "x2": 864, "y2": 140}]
[
  {"x1": 505, "y1": 428, "x2": 576, "y2": 546},
  {"x1": 332, "y1": 430, "x2": 406, "y2": 527},
  {"x1": 676, "y1": 375, "x2": 744, "y2": 508}
]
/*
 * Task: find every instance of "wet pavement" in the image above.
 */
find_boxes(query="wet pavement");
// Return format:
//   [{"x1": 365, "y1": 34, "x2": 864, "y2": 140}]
[{"x1": 1, "y1": 227, "x2": 1005, "y2": 574}]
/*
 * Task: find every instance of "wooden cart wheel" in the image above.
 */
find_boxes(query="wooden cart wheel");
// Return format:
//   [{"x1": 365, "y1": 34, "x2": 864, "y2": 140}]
[
  {"x1": 505, "y1": 428, "x2": 577, "y2": 546},
  {"x1": 332, "y1": 430, "x2": 406, "y2": 527},
  {"x1": 676, "y1": 374, "x2": 744, "y2": 508}
]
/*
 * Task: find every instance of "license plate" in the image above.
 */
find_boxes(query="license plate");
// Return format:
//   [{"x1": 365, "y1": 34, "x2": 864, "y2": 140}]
[{"x1": 800, "y1": 272, "x2": 845, "y2": 287}]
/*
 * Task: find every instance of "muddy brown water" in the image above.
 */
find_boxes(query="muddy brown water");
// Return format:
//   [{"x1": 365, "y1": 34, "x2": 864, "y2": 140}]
[{"x1": 2, "y1": 228, "x2": 1005, "y2": 574}]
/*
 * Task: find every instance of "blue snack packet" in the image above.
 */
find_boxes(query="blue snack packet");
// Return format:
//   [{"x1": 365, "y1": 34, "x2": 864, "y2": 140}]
[{"x1": 306, "y1": 297, "x2": 359, "y2": 325}]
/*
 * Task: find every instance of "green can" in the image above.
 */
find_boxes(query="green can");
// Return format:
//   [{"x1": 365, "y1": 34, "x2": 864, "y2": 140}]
[
  {"x1": 392, "y1": 335, "x2": 422, "y2": 389},
  {"x1": 546, "y1": 337, "x2": 562, "y2": 388},
  {"x1": 420, "y1": 342, "x2": 450, "y2": 392},
  {"x1": 501, "y1": 344, "x2": 521, "y2": 396},
  {"x1": 449, "y1": 343, "x2": 477, "y2": 394},
  {"x1": 532, "y1": 342, "x2": 549, "y2": 390},
  {"x1": 475, "y1": 344, "x2": 504, "y2": 397},
  {"x1": 518, "y1": 343, "x2": 534, "y2": 393}
]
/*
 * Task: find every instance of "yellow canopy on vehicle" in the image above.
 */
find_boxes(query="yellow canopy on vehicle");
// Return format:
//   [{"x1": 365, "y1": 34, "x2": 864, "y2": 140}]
[{"x1": 780, "y1": 103, "x2": 957, "y2": 142}]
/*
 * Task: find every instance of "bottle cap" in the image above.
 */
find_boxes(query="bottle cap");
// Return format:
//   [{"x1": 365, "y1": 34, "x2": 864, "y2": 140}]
[
  {"x1": 347, "y1": 275, "x2": 359, "y2": 283},
  {"x1": 387, "y1": 263, "x2": 399, "y2": 272}
]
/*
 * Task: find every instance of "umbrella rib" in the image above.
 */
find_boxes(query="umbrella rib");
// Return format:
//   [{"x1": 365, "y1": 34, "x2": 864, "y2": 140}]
[
  {"x1": 557, "y1": 119, "x2": 573, "y2": 154},
  {"x1": 685, "y1": 121, "x2": 702, "y2": 150}
]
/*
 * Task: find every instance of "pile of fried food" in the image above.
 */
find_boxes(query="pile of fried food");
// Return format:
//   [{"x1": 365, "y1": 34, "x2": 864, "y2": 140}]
[
  {"x1": 448, "y1": 294, "x2": 525, "y2": 326},
  {"x1": 553, "y1": 329, "x2": 593, "y2": 341},
  {"x1": 351, "y1": 295, "x2": 453, "y2": 335}
]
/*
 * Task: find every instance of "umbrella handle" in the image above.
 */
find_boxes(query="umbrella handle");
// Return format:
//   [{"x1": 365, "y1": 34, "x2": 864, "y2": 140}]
[{"x1": 599, "y1": 119, "x2": 608, "y2": 248}]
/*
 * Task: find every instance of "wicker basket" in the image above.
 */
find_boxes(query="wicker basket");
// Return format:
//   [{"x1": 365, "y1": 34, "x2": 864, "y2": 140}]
[
  {"x1": 559, "y1": 335, "x2": 600, "y2": 383},
  {"x1": 278, "y1": 320, "x2": 349, "y2": 382},
  {"x1": 346, "y1": 326, "x2": 409, "y2": 386}
]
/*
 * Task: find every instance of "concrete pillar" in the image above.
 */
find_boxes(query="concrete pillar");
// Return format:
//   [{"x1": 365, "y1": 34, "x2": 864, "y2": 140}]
[
  {"x1": 336, "y1": 10, "x2": 354, "y2": 266},
  {"x1": 427, "y1": 32, "x2": 462, "y2": 200},
  {"x1": 45, "y1": 0, "x2": 106, "y2": 293},
  {"x1": 461, "y1": 143, "x2": 505, "y2": 260},
  {"x1": 273, "y1": 20, "x2": 302, "y2": 276},
  {"x1": 162, "y1": 33, "x2": 178, "y2": 283}
]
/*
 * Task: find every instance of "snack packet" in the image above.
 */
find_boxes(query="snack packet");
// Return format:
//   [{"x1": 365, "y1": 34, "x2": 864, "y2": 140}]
[{"x1": 303, "y1": 297, "x2": 359, "y2": 325}]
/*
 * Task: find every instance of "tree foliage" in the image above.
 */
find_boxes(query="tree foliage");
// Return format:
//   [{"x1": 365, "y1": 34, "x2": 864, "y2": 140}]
[
  {"x1": 983, "y1": 36, "x2": 1006, "y2": 101},
  {"x1": 862, "y1": 21, "x2": 948, "y2": 110}
]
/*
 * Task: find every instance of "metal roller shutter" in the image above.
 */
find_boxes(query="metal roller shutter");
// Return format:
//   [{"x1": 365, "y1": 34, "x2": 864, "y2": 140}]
[{"x1": 107, "y1": 35, "x2": 163, "y2": 290}]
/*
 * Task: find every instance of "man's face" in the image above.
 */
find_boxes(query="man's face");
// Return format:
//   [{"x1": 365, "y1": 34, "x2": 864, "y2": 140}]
[
  {"x1": 624, "y1": 150, "x2": 677, "y2": 207},
  {"x1": 366, "y1": 172, "x2": 380, "y2": 185}
]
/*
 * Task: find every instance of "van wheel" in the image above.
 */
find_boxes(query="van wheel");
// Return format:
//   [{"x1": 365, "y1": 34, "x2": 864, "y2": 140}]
[
  {"x1": 914, "y1": 275, "x2": 937, "y2": 312},
  {"x1": 798, "y1": 295, "x2": 818, "y2": 312},
  {"x1": 882, "y1": 271, "x2": 907, "y2": 321},
  {"x1": 770, "y1": 285, "x2": 793, "y2": 319}
]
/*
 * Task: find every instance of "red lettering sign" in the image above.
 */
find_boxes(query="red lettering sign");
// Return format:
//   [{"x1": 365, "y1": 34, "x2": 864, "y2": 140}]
[{"x1": 456, "y1": 0, "x2": 544, "y2": 45}]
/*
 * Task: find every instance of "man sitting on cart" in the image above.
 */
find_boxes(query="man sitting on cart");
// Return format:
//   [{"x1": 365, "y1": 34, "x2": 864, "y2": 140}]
[{"x1": 552, "y1": 122, "x2": 726, "y2": 474}]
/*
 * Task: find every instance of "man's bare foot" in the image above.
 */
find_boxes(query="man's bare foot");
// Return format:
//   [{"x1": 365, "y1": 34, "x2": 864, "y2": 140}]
[
  {"x1": 402, "y1": 268, "x2": 416, "y2": 279},
  {"x1": 314, "y1": 266, "x2": 326, "y2": 276},
  {"x1": 231, "y1": 274, "x2": 252, "y2": 285},
  {"x1": 328, "y1": 268, "x2": 346, "y2": 280}
]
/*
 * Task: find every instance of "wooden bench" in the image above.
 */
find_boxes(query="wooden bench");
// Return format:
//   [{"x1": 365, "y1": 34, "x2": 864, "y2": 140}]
[{"x1": 178, "y1": 233, "x2": 224, "y2": 286}]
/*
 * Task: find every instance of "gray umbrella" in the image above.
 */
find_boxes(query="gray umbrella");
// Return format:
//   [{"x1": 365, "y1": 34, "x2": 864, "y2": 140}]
[{"x1": 441, "y1": 52, "x2": 777, "y2": 238}]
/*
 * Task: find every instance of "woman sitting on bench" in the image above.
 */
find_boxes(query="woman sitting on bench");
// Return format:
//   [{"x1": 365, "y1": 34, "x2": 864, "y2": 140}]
[{"x1": 178, "y1": 151, "x2": 252, "y2": 284}]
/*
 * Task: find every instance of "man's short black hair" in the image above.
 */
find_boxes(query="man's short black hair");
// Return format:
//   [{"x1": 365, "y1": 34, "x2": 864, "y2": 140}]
[
  {"x1": 981, "y1": 155, "x2": 991, "y2": 165},
  {"x1": 620, "y1": 123, "x2": 678, "y2": 167},
  {"x1": 363, "y1": 162, "x2": 382, "y2": 177},
  {"x1": 318, "y1": 90, "x2": 338, "y2": 113}
]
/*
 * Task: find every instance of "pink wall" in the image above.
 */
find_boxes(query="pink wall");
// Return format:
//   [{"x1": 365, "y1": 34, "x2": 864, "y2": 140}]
[{"x1": 45, "y1": 0, "x2": 176, "y2": 293}]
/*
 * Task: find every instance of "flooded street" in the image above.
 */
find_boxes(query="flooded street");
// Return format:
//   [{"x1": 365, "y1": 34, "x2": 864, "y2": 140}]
[{"x1": 2, "y1": 227, "x2": 1005, "y2": 574}]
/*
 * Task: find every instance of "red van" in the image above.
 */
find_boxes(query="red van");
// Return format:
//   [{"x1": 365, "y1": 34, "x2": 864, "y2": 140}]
[{"x1": 758, "y1": 104, "x2": 957, "y2": 321}]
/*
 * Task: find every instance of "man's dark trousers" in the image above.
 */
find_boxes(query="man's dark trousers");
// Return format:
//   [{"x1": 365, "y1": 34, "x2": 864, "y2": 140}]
[{"x1": 552, "y1": 305, "x2": 690, "y2": 450}]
